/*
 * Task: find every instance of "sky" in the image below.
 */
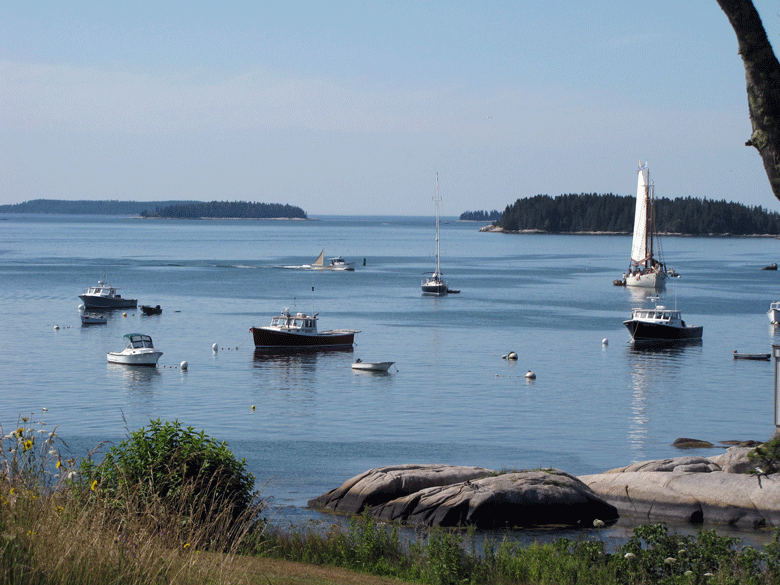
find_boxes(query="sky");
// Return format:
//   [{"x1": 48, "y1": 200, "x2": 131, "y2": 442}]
[{"x1": 2, "y1": 1, "x2": 779, "y2": 216}]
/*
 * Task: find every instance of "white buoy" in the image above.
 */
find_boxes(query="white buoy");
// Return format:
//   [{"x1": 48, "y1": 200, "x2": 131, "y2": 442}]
[
  {"x1": 53, "y1": 325, "x2": 59, "y2": 330},
  {"x1": 180, "y1": 361, "x2": 188, "y2": 371},
  {"x1": 602, "y1": 338, "x2": 609, "y2": 346},
  {"x1": 501, "y1": 354, "x2": 507, "y2": 360},
  {"x1": 212, "y1": 343, "x2": 218, "y2": 352},
  {"x1": 508, "y1": 352, "x2": 518, "y2": 360},
  {"x1": 525, "y1": 370, "x2": 536, "y2": 379},
  {"x1": 251, "y1": 405, "x2": 255, "y2": 411},
  {"x1": 122, "y1": 312, "x2": 127, "y2": 318}
]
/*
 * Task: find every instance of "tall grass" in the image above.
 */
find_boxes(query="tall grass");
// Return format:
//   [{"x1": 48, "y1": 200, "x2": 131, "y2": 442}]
[{"x1": 0, "y1": 417, "x2": 264, "y2": 585}]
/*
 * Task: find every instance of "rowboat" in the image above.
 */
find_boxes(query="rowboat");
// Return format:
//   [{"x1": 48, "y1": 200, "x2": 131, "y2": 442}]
[{"x1": 351, "y1": 360, "x2": 395, "y2": 372}]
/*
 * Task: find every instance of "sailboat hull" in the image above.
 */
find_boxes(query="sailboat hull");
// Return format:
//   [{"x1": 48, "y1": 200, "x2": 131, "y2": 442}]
[
  {"x1": 625, "y1": 270, "x2": 667, "y2": 289},
  {"x1": 421, "y1": 280, "x2": 448, "y2": 295}
]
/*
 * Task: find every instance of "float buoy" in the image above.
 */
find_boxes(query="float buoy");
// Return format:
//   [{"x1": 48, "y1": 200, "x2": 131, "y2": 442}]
[
  {"x1": 53, "y1": 325, "x2": 60, "y2": 330},
  {"x1": 212, "y1": 343, "x2": 218, "y2": 352},
  {"x1": 508, "y1": 352, "x2": 518, "y2": 360},
  {"x1": 602, "y1": 338, "x2": 608, "y2": 346},
  {"x1": 180, "y1": 361, "x2": 188, "y2": 370},
  {"x1": 525, "y1": 370, "x2": 536, "y2": 380}
]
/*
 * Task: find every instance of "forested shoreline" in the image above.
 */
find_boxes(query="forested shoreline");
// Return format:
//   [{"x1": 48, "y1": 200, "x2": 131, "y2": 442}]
[
  {"x1": 482, "y1": 193, "x2": 780, "y2": 236},
  {"x1": 140, "y1": 201, "x2": 307, "y2": 219},
  {"x1": 0, "y1": 199, "x2": 307, "y2": 219}
]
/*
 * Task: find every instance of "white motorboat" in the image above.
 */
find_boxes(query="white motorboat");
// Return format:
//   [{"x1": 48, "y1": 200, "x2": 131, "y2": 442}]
[
  {"x1": 768, "y1": 301, "x2": 780, "y2": 324},
  {"x1": 250, "y1": 309, "x2": 360, "y2": 349},
  {"x1": 351, "y1": 359, "x2": 395, "y2": 372},
  {"x1": 624, "y1": 304, "x2": 702, "y2": 342},
  {"x1": 107, "y1": 333, "x2": 163, "y2": 366},
  {"x1": 79, "y1": 271, "x2": 137, "y2": 309},
  {"x1": 309, "y1": 250, "x2": 355, "y2": 271},
  {"x1": 620, "y1": 162, "x2": 669, "y2": 290},
  {"x1": 81, "y1": 313, "x2": 107, "y2": 325},
  {"x1": 422, "y1": 173, "x2": 449, "y2": 295}
]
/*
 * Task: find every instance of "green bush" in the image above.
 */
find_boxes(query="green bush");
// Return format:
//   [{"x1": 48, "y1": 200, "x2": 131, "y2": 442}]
[
  {"x1": 748, "y1": 435, "x2": 780, "y2": 475},
  {"x1": 79, "y1": 420, "x2": 259, "y2": 531}
]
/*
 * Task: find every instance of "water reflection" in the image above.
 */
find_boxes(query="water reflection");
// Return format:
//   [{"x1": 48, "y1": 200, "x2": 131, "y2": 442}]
[
  {"x1": 106, "y1": 363, "x2": 160, "y2": 395},
  {"x1": 625, "y1": 341, "x2": 703, "y2": 462},
  {"x1": 252, "y1": 346, "x2": 354, "y2": 368}
]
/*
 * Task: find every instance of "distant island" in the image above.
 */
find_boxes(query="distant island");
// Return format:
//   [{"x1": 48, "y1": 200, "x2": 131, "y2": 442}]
[
  {"x1": 459, "y1": 209, "x2": 502, "y2": 221},
  {"x1": 484, "y1": 193, "x2": 780, "y2": 236},
  {"x1": 0, "y1": 199, "x2": 307, "y2": 219},
  {"x1": 140, "y1": 201, "x2": 307, "y2": 220}
]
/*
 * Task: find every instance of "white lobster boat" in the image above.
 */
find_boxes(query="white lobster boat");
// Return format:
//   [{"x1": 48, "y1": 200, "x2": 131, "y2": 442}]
[
  {"x1": 351, "y1": 359, "x2": 395, "y2": 372},
  {"x1": 107, "y1": 333, "x2": 163, "y2": 366}
]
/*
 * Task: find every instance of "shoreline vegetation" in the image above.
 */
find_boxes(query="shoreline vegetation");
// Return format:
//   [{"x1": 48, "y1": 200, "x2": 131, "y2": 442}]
[{"x1": 4, "y1": 416, "x2": 780, "y2": 584}]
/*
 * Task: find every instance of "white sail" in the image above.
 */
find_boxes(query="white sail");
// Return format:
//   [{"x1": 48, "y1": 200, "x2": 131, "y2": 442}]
[
  {"x1": 312, "y1": 250, "x2": 325, "y2": 267},
  {"x1": 630, "y1": 163, "x2": 649, "y2": 265}
]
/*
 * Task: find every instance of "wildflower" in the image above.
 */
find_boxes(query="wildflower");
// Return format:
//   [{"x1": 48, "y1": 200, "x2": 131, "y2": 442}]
[
  {"x1": 624, "y1": 552, "x2": 636, "y2": 560},
  {"x1": 22, "y1": 417, "x2": 29, "y2": 423},
  {"x1": 685, "y1": 570, "x2": 693, "y2": 576},
  {"x1": 16, "y1": 427, "x2": 24, "y2": 437},
  {"x1": 56, "y1": 506, "x2": 64, "y2": 512},
  {"x1": 66, "y1": 471, "x2": 77, "y2": 479},
  {"x1": 90, "y1": 480, "x2": 98, "y2": 491},
  {"x1": 593, "y1": 519, "x2": 605, "y2": 528},
  {"x1": 183, "y1": 543, "x2": 190, "y2": 549},
  {"x1": 23, "y1": 440, "x2": 33, "y2": 451},
  {"x1": 678, "y1": 549, "x2": 687, "y2": 556},
  {"x1": 56, "y1": 460, "x2": 61, "y2": 469},
  {"x1": 664, "y1": 557, "x2": 676, "y2": 565},
  {"x1": 704, "y1": 573, "x2": 714, "y2": 578},
  {"x1": 9, "y1": 488, "x2": 15, "y2": 495}
]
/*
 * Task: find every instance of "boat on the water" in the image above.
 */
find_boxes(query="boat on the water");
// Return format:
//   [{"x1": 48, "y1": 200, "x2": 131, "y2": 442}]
[
  {"x1": 768, "y1": 301, "x2": 780, "y2": 324},
  {"x1": 421, "y1": 173, "x2": 449, "y2": 296},
  {"x1": 79, "y1": 272, "x2": 137, "y2": 309},
  {"x1": 624, "y1": 304, "x2": 702, "y2": 342},
  {"x1": 620, "y1": 162, "x2": 668, "y2": 290},
  {"x1": 107, "y1": 333, "x2": 163, "y2": 366},
  {"x1": 351, "y1": 359, "x2": 395, "y2": 372},
  {"x1": 81, "y1": 313, "x2": 107, "y2": 325},
  {"x1": 733, "y1": 351, "x2": 771, "y2": 361},
  {"x1": 141, "y1": 304, "x2": 162, "y2": 316},
  {"x1": 309, "y1": 250, "x2": 355, "y2": 271},
  {"x1": 250, "y1": 309, "x2": 360, "y2": 349}
]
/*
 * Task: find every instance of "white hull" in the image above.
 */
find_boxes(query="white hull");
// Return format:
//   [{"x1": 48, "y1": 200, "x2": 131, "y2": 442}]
[
  {"x1": 107, "y1": 349, "x2": 163, "y2": 366},
  {"x1": 768, "y1": 302, "x2": 780, "y2": 324},
  {"x1": 352, "y1": 361, "x2": 394, "y2": 371},
  {"x1": 625, "y1": 270, "x2": 667, "y2": 290}
]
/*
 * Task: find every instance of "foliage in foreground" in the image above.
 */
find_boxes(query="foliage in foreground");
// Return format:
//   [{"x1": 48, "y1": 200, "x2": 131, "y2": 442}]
[
  {"x1": 4, "y1": 415, "x2": 780, "y2": 585},
  {"x1": 0, "y1": 416, "x2": 265, "y2": 585},
  {"x1": 256, "y1": 513, "x2": 780, "y2": 585}
]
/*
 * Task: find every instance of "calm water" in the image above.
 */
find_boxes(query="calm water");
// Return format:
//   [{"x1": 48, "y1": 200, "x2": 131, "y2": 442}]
[{"x1": 1, "y1": 213, "x2": 779, "y2": 538}]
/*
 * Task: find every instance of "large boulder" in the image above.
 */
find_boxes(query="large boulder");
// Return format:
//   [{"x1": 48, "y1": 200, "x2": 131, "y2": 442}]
[
  {"x1": 372, "y1": 469, "x2": 618, "y2": 528},
  {"x1": 580, "y1": 471, "x2": 780, "y2": 528},
  {"x1": 709, "y1": 447, "x2": 755, "y2": 474},
  {"x1": 618, "y1": 456, "x2": 722, "y2": 473},
  {"x1": 307, "y1": 464, "x2": 493, "y2": 514}
]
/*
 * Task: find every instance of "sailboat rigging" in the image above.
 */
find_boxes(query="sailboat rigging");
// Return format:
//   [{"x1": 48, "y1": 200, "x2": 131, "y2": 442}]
[
  {"x1": 620, "y1": 162, "x2": 668, "y2": 290},
  {"x1": 421, "y1": 173, "x2": 449, "y2": 295}
]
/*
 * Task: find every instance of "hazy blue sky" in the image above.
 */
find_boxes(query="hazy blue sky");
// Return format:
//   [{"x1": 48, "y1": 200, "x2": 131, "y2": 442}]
[{"x1": 2, "y1": 1, "x2": 779, "y2": 216}]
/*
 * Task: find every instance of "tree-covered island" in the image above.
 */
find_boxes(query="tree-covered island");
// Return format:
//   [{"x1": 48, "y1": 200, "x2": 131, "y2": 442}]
[
  {"x1": 140, "y1": 201, "x2": 307, "y2": 219},
  {"x1": 476, "y1": 193, "x2": 780, "y2": 236},
  {"x1": 0, "y1": 199, "x2": 307, "y2": 219}
]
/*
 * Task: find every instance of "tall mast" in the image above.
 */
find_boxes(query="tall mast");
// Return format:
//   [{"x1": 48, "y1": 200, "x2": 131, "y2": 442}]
[{"x1": 435, "y1": 173, "x2": 441, "y2": 276}]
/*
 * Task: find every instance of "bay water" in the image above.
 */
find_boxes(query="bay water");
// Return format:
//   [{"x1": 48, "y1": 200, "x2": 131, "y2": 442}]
[{"x1": 2, "y1": 213, "x2": 779, "y2": 541}]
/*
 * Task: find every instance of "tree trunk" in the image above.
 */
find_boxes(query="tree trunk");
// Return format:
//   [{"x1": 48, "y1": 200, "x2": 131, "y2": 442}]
[{"x1": 716, "y1": 0, "x2": 780, "y2": 201}]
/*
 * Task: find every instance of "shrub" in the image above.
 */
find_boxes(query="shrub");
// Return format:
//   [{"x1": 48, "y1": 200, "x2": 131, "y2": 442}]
[
  {"x1": 79, "y1": 419, "x2": 260, "y2": 538},
  {"x1": 748, "y1": 435, "x2": 780, "y2": 475}
]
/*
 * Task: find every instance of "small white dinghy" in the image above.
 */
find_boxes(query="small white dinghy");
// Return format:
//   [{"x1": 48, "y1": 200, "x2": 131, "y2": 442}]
[
  {"x1": 107, "y1": 333, "x2": 163, "y2": 366},
  {"x1": 351, "y1": 359, "x2": 395, "y2": 372},
  {"x1": 81, "y1": 313, "x2": 107, "y2": 325}
]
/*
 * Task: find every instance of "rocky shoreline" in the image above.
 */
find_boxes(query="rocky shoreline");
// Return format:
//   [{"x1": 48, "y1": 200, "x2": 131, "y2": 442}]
[{"x1": 308, "y1": 447, "x2": 779, "y2": 530}]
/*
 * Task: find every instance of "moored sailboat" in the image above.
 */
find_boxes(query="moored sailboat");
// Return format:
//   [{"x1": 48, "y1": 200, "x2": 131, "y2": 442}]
[
  {"x1": 421, "y1": 173, "x2": 449, "y2": 295},
  {"x1": 622, "y1": 162, "x2": 668, "y2": 290}
]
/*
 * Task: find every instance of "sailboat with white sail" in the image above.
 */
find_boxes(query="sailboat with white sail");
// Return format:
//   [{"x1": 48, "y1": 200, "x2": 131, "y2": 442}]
[
  {"x1": 421, "y1": 173, "x2": 449, "y2": 295},
  {"x1": 622, "y1": 162, "x2": 667, "y2": 290}
]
